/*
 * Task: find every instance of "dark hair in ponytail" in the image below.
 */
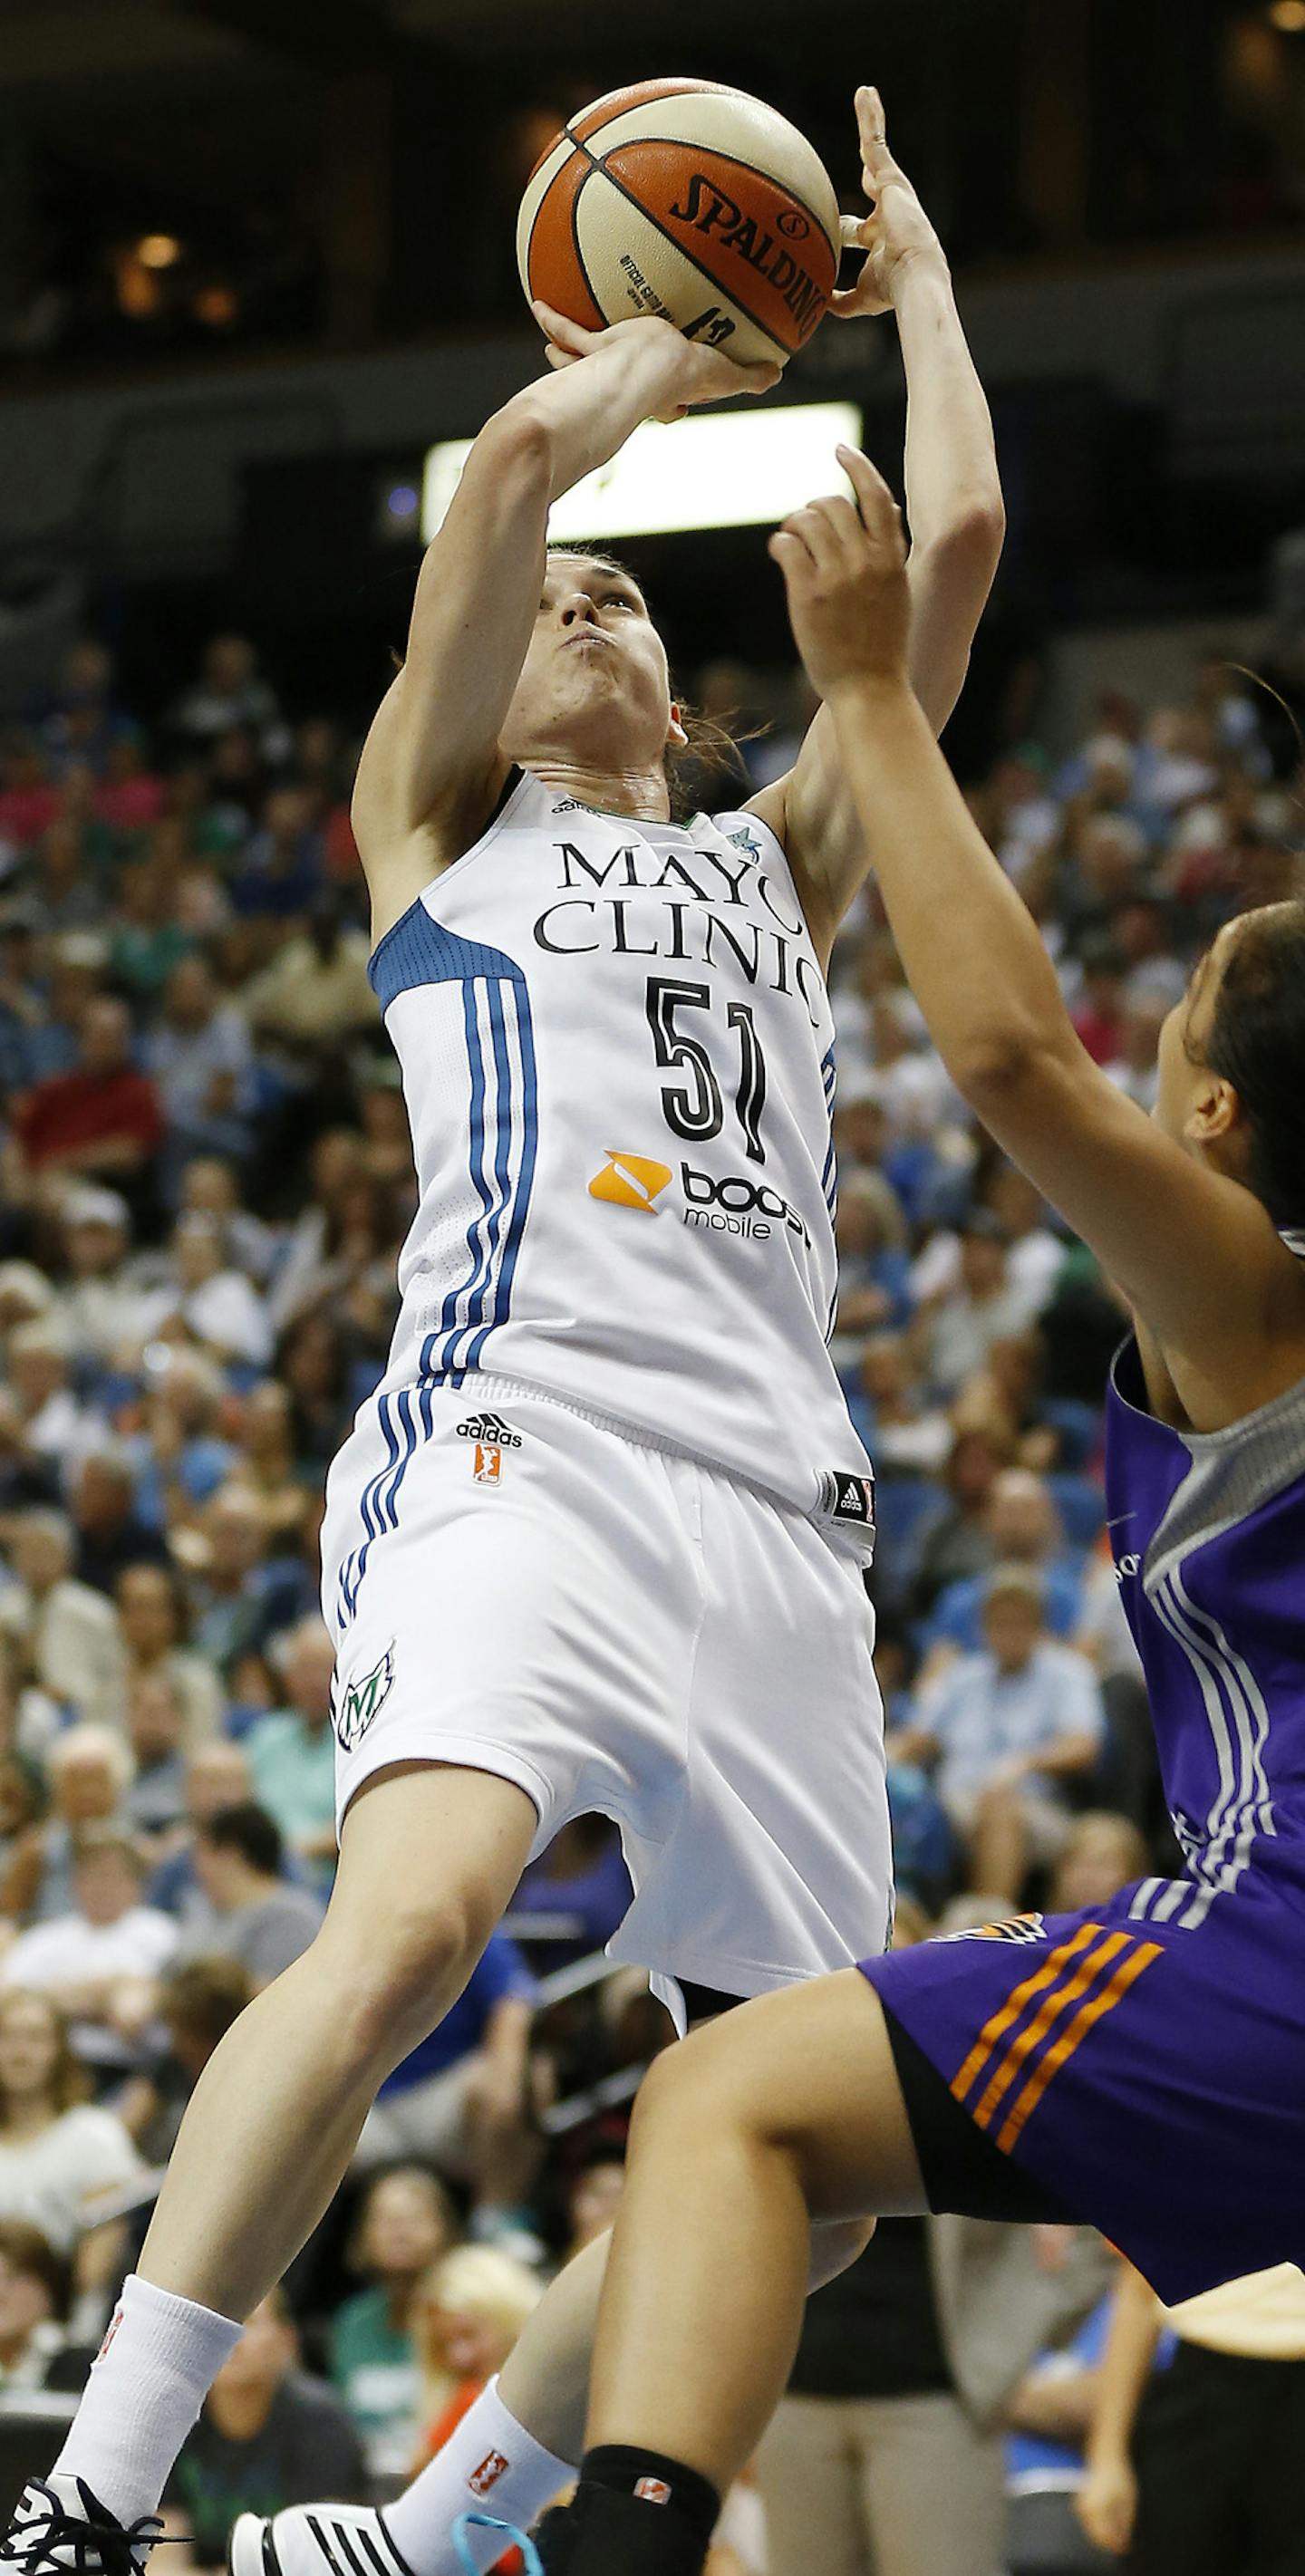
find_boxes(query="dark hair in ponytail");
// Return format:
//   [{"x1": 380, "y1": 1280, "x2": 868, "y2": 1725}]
[{"x1": 1202, "y1": 899, "x2": 1305, "y2": 1230}]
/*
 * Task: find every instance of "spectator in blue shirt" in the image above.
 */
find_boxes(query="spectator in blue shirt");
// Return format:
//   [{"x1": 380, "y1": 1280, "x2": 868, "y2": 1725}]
[{"x1": 891, "y1": 1568, "x2": 1106, "y2": 1903}]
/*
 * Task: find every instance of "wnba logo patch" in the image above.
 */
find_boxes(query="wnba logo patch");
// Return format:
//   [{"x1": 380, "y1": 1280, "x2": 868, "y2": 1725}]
[
  {"x1": 335, "y1": 1645, "x2": 395, "y2": 1751},
  {"x1": 589, "y1": 1151, "x2": 672, "y2": 1214},
  {"x1": 634, "y1": 2479, "x2": 672, "y2": 2505},
  {"x1": 469, "y1": 2452, "x2": 509, "y2": 2497}
]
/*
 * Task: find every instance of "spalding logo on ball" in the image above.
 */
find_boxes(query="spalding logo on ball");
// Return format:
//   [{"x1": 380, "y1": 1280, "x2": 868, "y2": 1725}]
[{"x1": 517, "y1": 77, "x2": 842, "y2": 369}]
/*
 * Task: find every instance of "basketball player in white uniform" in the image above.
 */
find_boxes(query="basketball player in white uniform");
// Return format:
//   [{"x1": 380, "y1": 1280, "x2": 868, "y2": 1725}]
[{"x1": 6, "y1": 92, "x2": 1002, "y2": 2576}]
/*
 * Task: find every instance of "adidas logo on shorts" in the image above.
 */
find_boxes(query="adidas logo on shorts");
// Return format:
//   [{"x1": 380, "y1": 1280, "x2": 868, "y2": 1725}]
[{"x1": 455, "y1": 1412, "x2": 522, "y2": 1448}]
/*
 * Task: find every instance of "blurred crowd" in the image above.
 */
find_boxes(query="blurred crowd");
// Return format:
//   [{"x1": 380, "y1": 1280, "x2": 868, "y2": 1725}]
[{"x1": 0, "y1": 625, "x2": 1298, "y2": 2574}]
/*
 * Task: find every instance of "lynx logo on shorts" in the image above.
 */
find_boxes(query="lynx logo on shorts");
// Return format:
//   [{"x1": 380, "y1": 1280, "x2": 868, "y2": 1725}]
[
  {"x1": 335, "y1": 1644, "x2": 395, "y2": 1751},
  {"x1": 940, "y1": 1910, "x2": 1049, "y2": 1945},
  {"x1": 469, "y1": 2452, "x2": 509, "y2": 2497},
  {"x1": 588, "y1": 1151, "x2": 672, "y2": 1214}
]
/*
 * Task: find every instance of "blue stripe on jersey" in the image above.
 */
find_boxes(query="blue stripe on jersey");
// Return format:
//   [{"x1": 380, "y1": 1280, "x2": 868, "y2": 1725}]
[
  {"x1": 372, "y1": 902, "x2": 537, "y2": 1388},
  {"x1": 434, "y1": 978, "x2": 498, "y2": 1378},
  {"x1": 463, "y1": 981, "x2": 539, "y2": 1375},
  {"x1": 337, "y1": 903, "x2": 540, "y2": 1632},
  {"x1": 443, "y1": 977, "x2": 516, "y2": 1376}
]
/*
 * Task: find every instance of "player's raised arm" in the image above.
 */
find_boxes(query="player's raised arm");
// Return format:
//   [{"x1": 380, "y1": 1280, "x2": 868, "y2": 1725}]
[
  {"x1": 746, "y1": 88, "x2": 1003, "y2": 947},
  {"x1": 352, "y1": 315, "x2": 778, "y2": 938},
  {"x1": 768, "y1": 449, "x2": 1305, "y2": 1422}
]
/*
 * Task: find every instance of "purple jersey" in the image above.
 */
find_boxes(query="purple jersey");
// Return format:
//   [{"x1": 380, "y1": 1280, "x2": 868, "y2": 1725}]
[
  {"x1": 1106, "y1": 1336, "x2": 1305, "y2": 1926},
  {"x1": 863, "y1": 1331, "x2": 1305, "y2": 2302}
]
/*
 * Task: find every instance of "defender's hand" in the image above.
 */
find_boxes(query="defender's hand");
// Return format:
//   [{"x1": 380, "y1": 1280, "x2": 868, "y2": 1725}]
[
  {"x1": 532, "y1": 299, "x2": 780, "y2": 422},
  {"x1": 832, "y1": 87, "x2": 946, "y2": 320},
  {"x1": 768, "y1": 445, "x2": 911, "y2": 699}
]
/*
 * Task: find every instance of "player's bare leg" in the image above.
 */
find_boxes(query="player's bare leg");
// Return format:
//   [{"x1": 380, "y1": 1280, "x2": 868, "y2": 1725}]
[
  {"x1": 224, "y1": 2061, "x2": 875, "y2": 2576},
  {"x1": 33, "y1": 1764, "x2": 536, "y2": 2532},
  {"x1": 527, "y1": 1974, "x2": 923, "y2": 2576}
]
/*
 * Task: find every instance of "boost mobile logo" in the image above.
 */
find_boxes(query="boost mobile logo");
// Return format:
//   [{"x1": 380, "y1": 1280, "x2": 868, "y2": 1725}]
[{"x1": 588, "y1": 1152, "x2": 672, "y2": 1213}]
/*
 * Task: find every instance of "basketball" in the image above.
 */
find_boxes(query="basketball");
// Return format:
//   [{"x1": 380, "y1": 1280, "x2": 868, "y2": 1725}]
[{"x1": 517, "y1": 77, "x2": 843, "y2": 369}]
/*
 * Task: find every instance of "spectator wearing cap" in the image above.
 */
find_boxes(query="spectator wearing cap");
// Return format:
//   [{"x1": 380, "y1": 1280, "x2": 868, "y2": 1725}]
[
  {"x1": 0, "y1": 1513, "x2": 123, "y2": 1729},
  {"x1": 116, "y1": 1561, "x2": 224, "y2": 1746},
  {"x1": 68, "y1": 1445, "x2": 165, "y2": 1597},
  {"x1": 179, "y1": 1802, "x2": 324, "y2": 1988},
  {"x1": 246, "y1": 1621, "x2": 339, "y2": 1889},
  {"x1": 56, "y1": 1188, "x2": 141, "y2": 1368},
  {"x1": 925, "y1": 1213, "x2": 1046, "y2": 1402},
  {"x1": 2, "y1": 998, "x2": 161, "y2": 1207},
  {"x1": 0, "y1": 1827, "x2": 177, "y2": 2075},
  {"x1": 145, "y1": 954, "x2": 256, "y2": 1197},
  {"x1": 890, "y1": 1568, "x2": 1106, "y2": 1900}
]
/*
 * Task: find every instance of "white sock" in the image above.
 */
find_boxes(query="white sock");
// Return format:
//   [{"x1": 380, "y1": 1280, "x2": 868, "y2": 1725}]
[
  {"x1": 384, "y1": 2378, "x2": 574, "y2": 2576},
  {"x1": 53, "y1": 2272, "x2": 243, "y2": 2524}
]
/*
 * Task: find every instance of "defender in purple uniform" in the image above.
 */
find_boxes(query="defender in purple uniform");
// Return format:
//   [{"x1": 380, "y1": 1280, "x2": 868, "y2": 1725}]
[{"x1": 527, "y1": 449, "x2": 1305, "y2": 2576}]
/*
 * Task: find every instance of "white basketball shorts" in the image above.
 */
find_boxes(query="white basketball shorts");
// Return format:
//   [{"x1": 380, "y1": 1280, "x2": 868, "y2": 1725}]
[{"x1": 321, "y1": 1373, "x2": 892, "y2": 2006}]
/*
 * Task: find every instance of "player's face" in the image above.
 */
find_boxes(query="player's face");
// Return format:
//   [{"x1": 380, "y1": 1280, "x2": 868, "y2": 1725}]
[{"x1": 500, "y1": 555, "x2": 684, "y2": 778}]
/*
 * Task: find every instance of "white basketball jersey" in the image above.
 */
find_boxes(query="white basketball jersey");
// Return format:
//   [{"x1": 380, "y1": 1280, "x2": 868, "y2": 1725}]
[{"x1": 370, "y1": 766, "x2": 873, "y2": 1513}]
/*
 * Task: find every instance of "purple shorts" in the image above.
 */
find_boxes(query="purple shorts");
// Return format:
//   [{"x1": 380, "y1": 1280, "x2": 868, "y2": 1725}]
[{"x1": 860, "y1": 1880, "x2": 1305, "y2": 2304}]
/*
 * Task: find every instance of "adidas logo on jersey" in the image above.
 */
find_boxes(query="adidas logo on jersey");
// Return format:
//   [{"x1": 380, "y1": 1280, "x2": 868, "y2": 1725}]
[{"x1": 455, "y1": 1413, "x2": 523, "y2": 1448}]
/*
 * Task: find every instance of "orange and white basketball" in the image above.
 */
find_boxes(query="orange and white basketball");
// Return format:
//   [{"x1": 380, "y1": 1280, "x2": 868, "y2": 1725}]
[{"x1": 517, "y1": 78, "x2": 842, "y2": 369}]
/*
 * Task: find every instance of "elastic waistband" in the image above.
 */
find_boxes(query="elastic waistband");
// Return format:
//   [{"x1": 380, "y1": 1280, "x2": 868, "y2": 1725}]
[{"x1": 376, "y1": 1367, "x2": 873, "y2": 1548}]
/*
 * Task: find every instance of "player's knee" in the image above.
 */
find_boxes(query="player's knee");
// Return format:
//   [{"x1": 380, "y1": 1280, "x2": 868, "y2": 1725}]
[
  {"x1": 631, "y1": 2016, "x2": 761, "y2": 2150},
  {"x1": 321, "y1": 1887, "x2": 494, "y2": 2068}
]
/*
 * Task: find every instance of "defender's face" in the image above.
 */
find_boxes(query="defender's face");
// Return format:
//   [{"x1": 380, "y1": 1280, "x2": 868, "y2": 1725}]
[{"x1": 501, "y1": 556, "x2": 681, "y2": 772}]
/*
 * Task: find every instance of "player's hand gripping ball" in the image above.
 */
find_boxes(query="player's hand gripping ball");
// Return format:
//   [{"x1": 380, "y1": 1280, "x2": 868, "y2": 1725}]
[{"x1": 517, "y1": 76, "x2": 843, "y2": 371}]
